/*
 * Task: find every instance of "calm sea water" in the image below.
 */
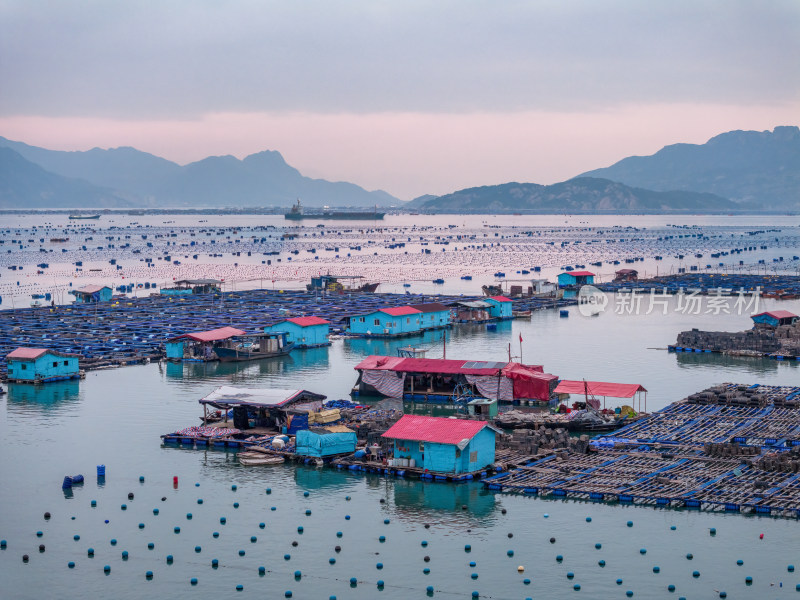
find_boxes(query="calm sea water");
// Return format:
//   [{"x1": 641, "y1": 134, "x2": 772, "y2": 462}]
[{"x1": 1, "y1": 214, "x2": 800, "y2": 599}]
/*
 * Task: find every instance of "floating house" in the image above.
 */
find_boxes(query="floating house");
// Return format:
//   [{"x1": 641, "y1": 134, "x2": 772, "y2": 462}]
[
  {"x1": 307, "y1": 274, "x2": 378, "y2": 293},
  {"x1": 6, "y1": 348, "x2": 81, "y2": 383},
  {"x1": 530, "y1": 279, "x2": 557, "y2": 296},
  {"x1": 382, "y1": 415, "x2": 501, "y2": 475},
  {"x1": 353, "y1": 355, "x2": 558, "y2": 402},
  {"x1": 751, "y1": 310, "x2": 798, "y2": 329},
  {"x1": 165, "y1": 326, "x2": 246, "y2": 361},
  {"x1": 554, "y1": 380, "x2": 648, "y2": 413},
  {"x1": 264, "y1": 316, "x2": 331, "y2": 348},
  {"x1": 70, "y1": 284, "x2": 112, "y2": 303},
  {"x1": 614, "y1": 269, "x2": 639, "y2": 282},
  {"x1": 296, "y1": 426, "x2": 357, "y2": 458},
  {"x1": 484, "y1": 296, "x2": 513, "y2": 319},
  {"x1": 346, "y1": 306, "x2": 422, "y2": 337},
  {"x1": 451, "y1": 300, "x2": 492, "y2": 323},
  {"x1": 160, "y1": 279, "x2": 221, "y2": 295},
  {"x1": 198, "y1": 387, "x2": 326, "y2": 434},
  {"x1": 408, "y1": 303, "x2": 452, "y2": 330},
  {"x1": 557, "y1": 271, "x2": 595, "y2": 288}
]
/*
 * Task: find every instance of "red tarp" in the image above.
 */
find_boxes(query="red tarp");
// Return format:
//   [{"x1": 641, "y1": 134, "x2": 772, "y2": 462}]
[
  {"x1": 502, "y1": 363, "x2": 557, "y2": 401},
  {"x1": 382, "y1": 414, "x2": 491, "y2": 444},
  {"x1": 174, "y1": 326, "x2": 247, "y2": 342},
  {"x1": 554, "y1": 380, "x2": 647, "y2": 398}
]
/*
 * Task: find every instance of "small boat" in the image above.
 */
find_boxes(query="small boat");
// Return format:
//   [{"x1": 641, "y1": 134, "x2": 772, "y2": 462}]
[
  {"x1": 238, "y1": 452, "x2": 285, "y2": 466},
  {"x1": 432, "y1": 278, "x2": 445, "y2": 284},
  {"x1": 213, "y1": 332, "x2": 294, "y2": 362},
  {"x1": 68, "y1": 214, "x2": 100, "y2": 220},
  {"x1": 461, "y1": 275, "x2": 472, "y2": 280}
]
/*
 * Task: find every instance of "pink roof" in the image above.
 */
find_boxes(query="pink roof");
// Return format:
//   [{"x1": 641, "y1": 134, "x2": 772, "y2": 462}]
[
  {"x1": 554, "y1": 380, "x2": 647, "y2": 399},
  {"x1": 7, "y1": 348, "x2": 80, "y2": 360},
  {"x1": 354, "y1": 355, "x2": 544, "y2": 377},
  {"x1": 173, "y1": 326, "x2": 247, "y2": 342},
  {"x1": 7, "y1": 348, "x2": 48, "y2": 360},
  {"x1": 285, "y1": 316, "x2": 330, "y2": 327},
  {"x1": 76, "y1": 284, "x2": 109, "y2": 293},
  {"x1": 751, "y1": 310, "x2": 797, "y2": 320},
  {"x1": 564, "y1": 271, "x2": 595, "y2": 277},
  {"x1": 382, "y1": 414, "x2": 492, "y2": 445},
  {"x1": 353, "y1": 355, "x2": 406, "y2": 371},
  {"x1": 379, "y1": 306, "x2": 421, "y2": 317},
  {"x1": 487, "y1": 296, "x2": 512, "y2": 302}
]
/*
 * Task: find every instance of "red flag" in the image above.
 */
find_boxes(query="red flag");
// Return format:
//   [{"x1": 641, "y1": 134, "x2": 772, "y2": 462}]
[{"x1": 519, "y1": 333, "x2": 523, "y2": 343}]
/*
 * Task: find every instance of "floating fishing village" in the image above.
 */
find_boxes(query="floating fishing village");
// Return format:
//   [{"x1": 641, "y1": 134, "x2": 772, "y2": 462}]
[{"x1": 1, "y1": 211, "x2": 800, "y2": 600}]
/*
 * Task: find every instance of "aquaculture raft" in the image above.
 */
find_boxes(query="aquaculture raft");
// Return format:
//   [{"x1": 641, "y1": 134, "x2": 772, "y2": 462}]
[{"x1": 485, "y1": 383, "x2": 800, "y2": 517}]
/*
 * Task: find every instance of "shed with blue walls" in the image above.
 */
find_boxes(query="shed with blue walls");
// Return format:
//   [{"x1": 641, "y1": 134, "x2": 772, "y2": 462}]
[
  {"x1": 557, "y1": 271, "x2": 595, "y2": 288},
  {"x1": 484, "y1": 296, "x2": 513, "y2": 319},
  {"x1": 408, "y1": 303, "x2": 452, "y2": 330},
  {"x1": 382, "y1": 415, "x2": 500, "y2": 475},
  {"x1": 296, "y1": 426, "x2": 357, "y2": 457},
  {"x1": 264, "y1": 316, "x2": 330, "y2": 348},
  {"x1": 751, "y1": 310, "x2": 798, "y2": 329},
  {"x1": 71, "y1": 284, "x2": 113, "y2": 303},
  {"x1": 346, "y1": 306, "x2": 422, "y2": 337},
  {"x1": 6, "y1": 348, "x2": 81, "y2": 383}
]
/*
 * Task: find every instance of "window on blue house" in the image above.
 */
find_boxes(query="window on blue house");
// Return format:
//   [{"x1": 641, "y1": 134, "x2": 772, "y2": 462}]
[
  {"x1": 470, "y1": 451, "x2": 478, "y2": 462},
  {"x1": 21, "y1": 363, "x2": 27, "y2": 370},
  {"x1": 374, "y1": 318, "x2": 381, "y2": 326},
  {"x1": 53, "y1": 361, "x2": 58, "y2": 367},
  {"x1": 359, "y1": 317, "x2": 365, "y2": 323},
  {"x1": 455, "y1": 448, "x2": 461, "y2": 458},
  {"x1": 419, "y1": 442, "x2": 425, "y2": 452},
  {"x1": 64, "y1": 361, "x2": 68, "y2": 366}
]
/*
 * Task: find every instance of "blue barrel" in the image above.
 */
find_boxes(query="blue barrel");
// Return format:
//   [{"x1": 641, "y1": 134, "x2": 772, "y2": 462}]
[
  {"x1": 71, "y1": 474, "x2": 84, "y2": 484},
  {"x1": 62, "y1": 476, "x2": 73, "y2": 489},
  {"x1": 560, "y1": 310, "x2": 569, "y2": 318},
  {"x1": 97, "y1": 465, "x2": 106, "y2": 477}
]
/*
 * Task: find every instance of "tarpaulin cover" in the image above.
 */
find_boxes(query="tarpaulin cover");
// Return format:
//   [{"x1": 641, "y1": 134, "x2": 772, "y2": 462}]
[
  {"x1": 354, "y1": 355, "x2": 406, "y2": 371},
  {"x1": 199, "y1": 386, "x2": 326, "y2": 408},
  {"x1": 465, "y1": 375, "x2": 514, "y2": 401},
  {"x1": 361, "y1": 369, "x2": 405, "y2": 397},
  {"x1": 296, "y1": 428, "x2": 357, "y2": 457},
  {"x1": 554, "y1": 380, "x2": 647, "y2": 398},
  {"x1": 502, "y1": 364, "x2": 557, "y2": 401},
  {"x1": 173, "y1": 326, "x2": 246, "y2": 342}
]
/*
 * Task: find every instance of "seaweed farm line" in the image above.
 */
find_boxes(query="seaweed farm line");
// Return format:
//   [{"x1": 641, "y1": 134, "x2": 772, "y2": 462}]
[
  {"x1": 0, "y1": 289, "x2": 574, "y2": 378},
  {"x1": 488, "y1": 383, "x2": 800, "y2": 517},
  {"x1": 1, "y1": 214, "x2": 799, "y2": 306}
]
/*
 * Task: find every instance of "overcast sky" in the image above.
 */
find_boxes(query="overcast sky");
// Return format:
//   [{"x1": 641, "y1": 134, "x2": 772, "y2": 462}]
[{"x1": 1, "y1": 1, "x2": 798, "y2": 200}]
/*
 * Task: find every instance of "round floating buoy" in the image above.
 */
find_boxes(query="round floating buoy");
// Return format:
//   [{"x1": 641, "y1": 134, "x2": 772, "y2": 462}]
[
  {"x1": 595, "y1": 543, "x2": 601, "y2": 549},
  {"x1": 465, "y1": 544, "x2": 471, "y2": 552},
  {"x1": 507, "y1": 550, "x2": 514, "y2": 557},
  {"x1": 544, "y1": 514, "x2": 549, "y2": 518},
  {"x1": 789, "y1": 565, "x2": 795, "y2": 572},
  {"x1": 153, "y1": 509, "x2": 159, "y2": 515},
  {"x1": 139, "y1": 476, "x2": 144, "y2": 482},
  {"x1": 598, "y1": 560, "x2": 605, "y2": 567},
  {"x1": 161, "y1": 497, "x2": 166, "y2": 502},
  {"x1": 73, "y1": 535, "x2": 80, "y2": 541},
  {"x1": 329, "y1": 558, "x2": 336, "y2": 564},
  {"x1": 110, "y1": 539, "x2": 117, "y2": 545},
  {"x1": 197, "y1": 498, "x2": 203, "y2": 504},
  {"x1": 236, "y1": 584, "x2": 243, "y2": 591},
  {"x1": 212, "y1": 559, "x2": 219, "y2": 567},
  {"x1": 220, "y1": 517, "x2": 226, "y2": 524},
  {"x1": 709, "y1": 528, "x2": 716, "y2": 535},
  {"x1": 138, "y1": 523, "x2": 145, "y2": 529},
  {"x1": 259, "y1": 523, "x2": 265, "y2": 529},
  {"x1": 719, "y1": 592, "x2": 726, "y2": 598},
  {"x1": 121, "y1": 504, "x2": 127, "y2": 510},
  {"x1": 550, "y1": 538, "x2": 556, "y2": 544},
  {"x1": 427, "y1": 586, "x2": 434, "y2": 593},
  {"x1": 574, "y1": 584, "x2": 581, "y2": 590},
  {"x1": 128, "y1": 493, "x2": 134, "y2": 500},
  {"x1": 616, "y1": 579, "x2": 623, "y2": 585},
  {"x1": 166, "y1": 555, "x2": 173, "y2": 563},
  {"x1": 379, "y1": 536, "x2": 385, "y2": 542},
  {"x1": 91, "y1": 501, "x2": 96, "y2": 507},
  {"x1": 653, "y1": 566, "x2": 660, "y2": 573},
  {"x1": 424, "y1": 556, "x2": 430, "y2": 562},
  {"x1": 285, "y1": 591, "x2": 291, "y2": 598},
  {"x1": 567, "y1": 572, "x2": 574, "y2": 579},
  {"x1": 345, "y1": 515, "x2": 350, "y2": 520},
  {"x1": 305, "y1": 510, "x2": 311, "y2": 516},
  {"x1": 670, "y1": 526, "x2": 676, "y2": 530},
  {"x1": 238, "y1": 550, "x2": 245, "y2": 556},
  {"x1": 213, "y1": 532, "x2": 219, "y2": 538},
  {"x1": 471, "y1": 573, "x2": 478, "y2": 580},
  {"x1": 195, "y1": 546, "x2": 201, "y2": 553},
  {"x1": 336, "y1": 532, "x2": 342, "y2": 538},
  {"x1": 297, "y1": 527, "x2": 304, "y2": 534},
  {"x1": 517, "y1": 566, "x2": 524, "y2": 573},
  {"x1": 692, "y1": 570, "x2": 700, "y2": 578},
  {"x1": 626, "y1": 592, "x2": 633, "y2": 598},
  {"x1": 190, "y1": 578, "x2": 197, "y2": 585},
  {"x1": 103, "y1": 565, "x2": 110, "y2": 572},
  {"x1": 736, "y1": 560, "x2": 743, "y2": 565},
  {"x1": 304, "y1": 491, "x2": 309, "y2": 497},
  {"x1": 174, "y1": 527, "x2": 180, "y2": 534},
  {"x1": 346, "y1": 496, "x2": 351, "y2": 501},
  {"x1": 122, "y1": 551, "x2": 128, "y2": 559},
  {"x1": 556, "y1": 555, "x2": 563, "y2": 562},
  {"x1": 350, "y1": 577, "x2": 357, "y2": 585},
  {"x1": 233, "y1": 503, "x2": 239, "y2": 509},
  {"x1": 173, "y1": 477, "x2": 178, "y2": 485},
  {"x1": 146, "y1": 571, "x2": 153, "y2": 579},
  {"x1": 38, "y1": 545, "x2": 45, "y2": 553},
  {"x1": 284, "y1": 554, "x2": 291, "y2": 560},
  {"x1": 259, "y1": 566, "x2": 266, "y2": 574},
  {"x1": 384, "y1": 519, "x2": 390, "y2": 524},
  {"x1": 87, "y1": 548, "x2": 95, "y2": 556},
  {"x1": 147, "y1": 543, "x2": 154, "y2": 549},
  {"x1": 266, "y1": 488, "x2": 272, "y2": 494},
  {"x1": 667, "y1": 584, "x2": 675, "y2": 591},
  {"x1": 251, "y1": 536, "x2": 257, "y2": 543},
  {"x1": 44, "y1": 512, "x2": 51, "y2": 520},
  {"x1": 501, "y1": 509, "x2": 507, "y2": 515},
  {"x1": 686, "y1": 553, "x2": 693, "y2": 560},
  {"x1": 745, "y1": 576, "x2": 752, "y2": 584},
  {"x1": 586, "y1": 517, "x2": 591, "y2": 522},
  {"x1": 640, "y1": 548, "x2": 647, "y2": 555},
  {"x1": 291, "y1": 541, "x2": 298, "y2": 547},
  {"x1": 68, "y1": 561, "x2": 75, "y2": 568},
  {"x1": 627, "y1": 521, "x2": 633, "y2": 527},
  {"x1": 335, "y1": 546, "x2": 341, "y2": 553},
  {"x1": 472, "y1": 592, "x2": 479, "y2": 598},
  {"x1": 425, "y1": 524, "x2": 430, "y2": 529},
  {"x1": 423, "y1": 567, "x2": 430, "y2": 574},
  {"x1": 421, "y1": 541, "x2": 428, "y2": 547},
  {"x1": 759, "y1": 533, "x2": 764, "y2": 539},
  {"x1": 231, "y1": 484, "x2": 237, "y2": 491},
  {"x1": 469, "y1": 561, "x2": 476, "y2": 567},
  {"x1": 294, "y1": 570, "x2": 302, "y2": 578},
  {"x1": 36, "y1": 531, "x2": 43, "y2": 537}
]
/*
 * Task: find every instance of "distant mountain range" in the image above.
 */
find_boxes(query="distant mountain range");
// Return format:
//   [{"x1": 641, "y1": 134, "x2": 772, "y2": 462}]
[
  {"x1": 1, "y1": 125, "x2": 797, "y2": 211},
  {"x1": 0, "y1": 137, "x2": 398, "y2": 209},
  {"x1": 579, "y1": 126, "x2": 799, "y2": 208},
  {"x1": 407, "y1": 178, "x2": 737, "y2": 214}
]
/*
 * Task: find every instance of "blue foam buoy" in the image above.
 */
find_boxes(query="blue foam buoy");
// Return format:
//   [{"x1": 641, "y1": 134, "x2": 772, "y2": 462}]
[
  {"x1": 544, "y1": 513, "x2": 549, "y2": 518},
  {"x1": 146, "y1": 571, "x2": 153, "y2": 579},
  {"x1": 427, "y1": 586, "x2": 434, "y2": 593},
  {"x1": 586, "y1": 517, "x2": 592, "y2": 522},
  {"x1": 471, "y1": 573, "x2": 478, "y2": 580},
  {"x1": 384, "y1": 519, "x2": 390, "y2": 524},
  {"x1": 376, "y1": 562, "x2": 383, "y2": 570},
  {"x1": 465, "y1": 544, "x2": 471, "y2": 552},
  {"x1": 231, "y1": 484, "x2": 237, "y2": 491},
  {"x1": 138, "y1": 523, "x2": 145, "y2": 529},
  {"x1": 233, "y1": 502, "x2": 239, "y2": 509},
  {"x1": 190, "y1": 577, "x2": 197, "y2": 585},
  {"x1": 616, "y1": 578, "x2": 623, "y2": 585},
  {"x1": 507, "y1": 550, "x2": 514, "y2": 557},
  {"x1": 73, "y1": 535, "x2": 80, "y2": 541},
  {"x1": 266, "y1": 488, "x2": 272, "y2": 494},
  {"x1": 259, "y1": 566, "x2": 266, "y2": 574},
  {"x1": 556, "y1": 555, "x2": 563, "y2": 562},
  {"x1": 36, "y1": 531, "x2": 43, "y2": 537},
  {"x1": 153, "y1": 508, "x2": 159, "y2": 515},
  {"x1": 236, "y1": 584, "x2": 243, "y2": 591},
  {"x1": 174, "y1": 527, "x2": 180, "y2": 533},
  {"x1": 147, "y1": 542, "x2": 154, "y2": 549},
  {"x1": 598, "y1": 560, "x2": 606, "y2": 567},
  {"x1": 68, "y1": 561, "x2": 75, "y2": 568},
  {"x1": 574, "y1": 584, "x2": 581, "y2": 590},
  {"x1": 238, "y1": 550, "x2": 245, "y2": 556},
  {"x1": 259, "y1": 522, "x2": 265, "y2": 529},
  {"x1": 121, "y1": 551, "x2": 128, "y2": 559},
  {"x1": 350, "y1": 577, "x2": 357, "y2": 585},
  {"x1": 639, "y1": 548, "x2": 647, "y2": 554},
  {"x1": 423, "y1": 567, "x2": 430, "y2": 574},
  {"x1": 345, "y1": 515, "x2": 350, "y2": 520},
  {"x1": 595, "y1": 543, "x2": 601, "y2": 549},
  {"x1": 285, "y1": 592, "x2": 292, "y2": 598},
  {"x1": 297, "y1": 526, "x2": 304, "y2": 533},
  {"x1": 472, "y1": 592, "x2": 479, "y2": 598},
  {"x1": 789, "y1": 565, "x2": 795, "y2": 572},
  {"x1": 626, "y1": 592, "x2": 633, "y2": 598},
  {"x1": 422, "y1": 540, "x2": 428, "y2": 546},
  {"x1": 284, "y1": 554, "x2": 291, "y2": 560},
  {"x1": 627, "y1": 521, "x2": 633, "y2": 527},
  {"x1": 567, "y1": 572, "x2": 574, "y2": 579},
  {"x1": 379, "y1": 536, "x2": 385, "y2": 542},
  {"x1": 139, "y1": 476, "x2": 145, "y2": 482},
  {"x1": 305, "y1": 510, "x2": 311, "y2": 516},
  {"x1": 91, "y1": 500, "x2": 97, "y2": 507},
  {"x1": 524, "y1": 578, "x2": 530, "y2": 584},
  {"x1": 377, "y1": 580, "x2": 384, "y2": 587},
  {"x1": 692, "y1": 570, "x2": 700, "y2": 578},
  {"x1": 709, "y1": 528, "x2": 716, "y2": 535},
  {"x1": 336, "y1": 531, "x2": 342, "y2": 537},
  {"x1": 110, "y1": 539, "x2": 117, "y2": 545},
  {"x1": 686, "y1": 553, "x2": 693, "y2": 560},
  {"x1": 121, "y1": 504, "x2": 127, "y2": 510},
  {"x1": 251, "y1": 536, "x2": 257, "y2": 543},
  {"x1": 87, "y1": 548, "x2": 94, "y2": 556},
  {"x1": 294, "y1": 570, "x2": 302, "y2": 578},
  {"x1": 736, "y1": 559, "x2": 743, "y2": 565},
  {"x1": 670, "y1": 525, "x2": 676, "y2": 530},
  {"x1": 212, "y1": 532, "x2": 219, "y2": 538},
  {"x1": 304, "y1": 491, "x2": 309, "y2": 497},
  {"x1": 211, "y1": 559, "x2": 219, "y2": 567},
  {"x1": 329, "y1": 557, "x2": 336, "y2": 564},
  {"x1": 220, "y1": 517, "x2": 226, "y2": 524},
  {"x1": 187, "y1": 513, "x2": 193, "y2": 519},
  {"x1": 195, "y1": 546, "x2": 201, "y2": 553},
  {"x1": 469, "y1": 561, "x2": 476, "y2": 567},
  {"x1": 668, "y1": 584, "x2": 675, "y2": 591},
  {"x1": 104, "y1": 565, "x2": 110, "y2": 572},
  {"x1": 166, "y1": 555, "x2": 173, "y2": 563},
  {"x1": 653, "y1": 566, "x2": 660, "y2": 573}
]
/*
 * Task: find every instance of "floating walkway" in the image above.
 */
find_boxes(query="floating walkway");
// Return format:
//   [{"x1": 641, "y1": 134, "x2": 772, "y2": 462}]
[{"x1": 485, "y1": 383, "x2": 800, "y2": 517}]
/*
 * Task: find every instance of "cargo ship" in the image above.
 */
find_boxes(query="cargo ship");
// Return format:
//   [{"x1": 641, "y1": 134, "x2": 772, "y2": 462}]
[
  {"x1": 68, "y1": 214, "x2": 101, "y2": 220},
  {"x1": 284, "y1": 199, "x2": 385, "y2": 220}
]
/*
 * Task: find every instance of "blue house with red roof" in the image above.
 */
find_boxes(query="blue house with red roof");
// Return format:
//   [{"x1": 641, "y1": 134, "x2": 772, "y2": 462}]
[
  {"x1": 382, "y1": 414, "x2": 500, "y2": 476},
  {"x1": 484, "y1": 296, "x2": 513, "y2": 319},
  {"x1": 6, "y1": 347, "x2": 81, "y2": 383},
  {"x1": 264, "y1": 316, "x2": 331, "y2": 348},
  {"x1": 346, "y1": 306, "x2": 422, "y2": 337}
]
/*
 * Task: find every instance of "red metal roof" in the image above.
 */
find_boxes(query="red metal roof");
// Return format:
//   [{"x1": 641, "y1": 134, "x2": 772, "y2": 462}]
[
  {"x1": 751, "y1": 310, "x2": 797, "y2": 320},
  {"x1": 554, "y1": 380, "x2": 647, "y2": 398},
  {"x1": 487, "y1": 296, "x2": 513, "y2": 302},
  {"x1": 354, "y1": 355, "x2": 543, "y2": 376},
  {"x1": 285, "y1": 316, "x2": 330, "y2": 327},
  {"x1": 173, "y1": 326, "x2": 247, "y2": 342},
  {"x1": 382, "y1": 415, "x2": 491, "y2": 445},
  {"x1": 379, "y1": 306, "x2": 422, "y2": 317},
  {"x1": 562, "y1": 271, "x2": 595, "y2": 277}
]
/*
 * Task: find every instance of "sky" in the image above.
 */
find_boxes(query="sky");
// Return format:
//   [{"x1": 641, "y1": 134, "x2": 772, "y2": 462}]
[{"x1": 0, "y1": 1, "x2": 798, "y2": 200}]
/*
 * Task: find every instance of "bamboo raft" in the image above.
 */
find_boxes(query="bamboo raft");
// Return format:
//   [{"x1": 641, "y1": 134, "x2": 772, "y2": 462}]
[{"x1": 486, "y1": 383, "x2": 800, "y2": 517}]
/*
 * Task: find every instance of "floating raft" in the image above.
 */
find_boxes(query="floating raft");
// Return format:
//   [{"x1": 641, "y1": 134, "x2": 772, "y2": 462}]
[{"x1": 485, "y1": 383, "x2": 800, "y2": 517}]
